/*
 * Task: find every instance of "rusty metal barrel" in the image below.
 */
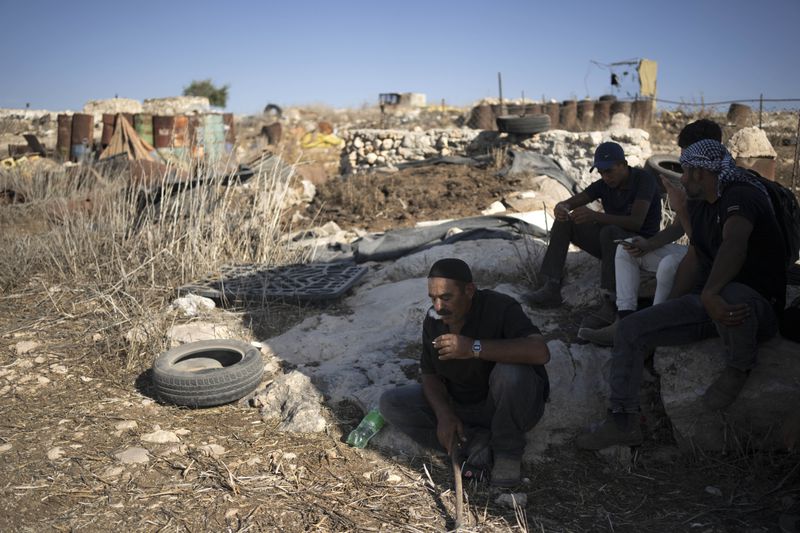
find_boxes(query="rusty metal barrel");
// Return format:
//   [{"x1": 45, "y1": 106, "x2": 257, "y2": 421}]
[
  {"x1": 523, "y1": 103, "x2": 542, "y2": 116},
  {"x1": 559, "y1": 100, "x2": 578, "y2": 130},
  {"x1": 153, "y1": 115, "x2": 175, "y2": 149},
  {"x1": 70, "y1": 113, "x2": 93, "y2": 162},
  {"x1": 577, "y1": 99, "x2": 595, "y2": 130},
  {"x1": 173, "y1": 115, "x2": 189, "y2": 147},
  {"x1": 223, "y1": 113, "x2": 235, "y2": 152},
  {"x1": 134, "y1": 114, "x2": 154, "y2": 146},
  {"x1": 56, "y1": 114, "x2": 72, "y2": 160},
  {"x1": 468, "y1": 105, "x2": 495, "y2": 130},
  {"x1": 545, "y1": 102, "x2": 560, "y2": 128},
  {"x1": 611, "y1": 101, "x2": 631, "y2": 117},
  {"x1": 506, "y1": 103, "x2": 524, "y2": 115},
  {"x1": 490, "y1": 104, "x2": 507, "y2": 120},
  {"x1": 170, "y1": 115, "x2": 189, "y2": 158},
  {"x1": 594, "y1": 99, "x2": 612, "y2": 129},
  {"x1": 101, "y1": 114, "x2": 116, "y2": 147},
  {"x1": 631, "y1": 99, "x2": 654, "y2": 128},
  {"x1": 188, "y1": 115, "x2": 202, "y2": 157},
  {"x1": 727, "y1": 103, "x2": 752, "y2": 128}
]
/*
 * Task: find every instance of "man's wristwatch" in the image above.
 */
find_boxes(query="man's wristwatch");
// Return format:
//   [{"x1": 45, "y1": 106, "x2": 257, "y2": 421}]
[{"x1": 471, "y1": 339, "x2": 482, "y2": 359}]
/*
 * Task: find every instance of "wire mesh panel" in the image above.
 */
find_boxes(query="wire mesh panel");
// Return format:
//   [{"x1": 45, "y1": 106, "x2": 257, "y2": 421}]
[{"x1": 179, "y1": 262, "x2": 368, "y2": 303}]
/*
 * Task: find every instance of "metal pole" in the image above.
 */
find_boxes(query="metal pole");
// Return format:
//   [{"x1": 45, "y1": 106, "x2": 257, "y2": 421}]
[
  {"x1": 498, "y1": 72, "x2": 505, "y2": 115},
  {"x1": 792, "y1": 111, "x2": 800, "y2": 192},
  {"x1": 759, "y1": 93, "x2": 763, "y2": 128}
]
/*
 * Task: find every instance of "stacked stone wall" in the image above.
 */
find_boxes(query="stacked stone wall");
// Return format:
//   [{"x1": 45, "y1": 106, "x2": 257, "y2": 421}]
[{"x1": 340, "y1": 128, "x2": 480, "y2": 174}]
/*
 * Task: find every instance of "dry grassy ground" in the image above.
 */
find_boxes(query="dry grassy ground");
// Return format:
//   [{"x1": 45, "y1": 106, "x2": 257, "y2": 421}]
[{"x1": 1, "y1": 108, "x2": 798, "y2": 532}]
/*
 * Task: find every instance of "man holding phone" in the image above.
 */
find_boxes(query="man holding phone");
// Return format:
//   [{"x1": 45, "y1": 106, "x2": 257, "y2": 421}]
[
  {"x1": 578, "y1": 120, "x2": 723, "y2": 346},
  {"x1": 527, "y1": 142, "x2": 662, "y2": 331}
]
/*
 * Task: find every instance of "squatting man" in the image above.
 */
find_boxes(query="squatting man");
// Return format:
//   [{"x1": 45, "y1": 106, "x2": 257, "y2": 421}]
[{"x1": 380, "y1": 258, "x2": 550, "y2": 487}]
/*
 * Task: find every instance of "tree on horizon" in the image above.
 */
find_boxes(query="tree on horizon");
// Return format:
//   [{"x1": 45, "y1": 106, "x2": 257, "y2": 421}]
[{"x1": 183, "y1": 79, "x2": 229, "y2": 108}]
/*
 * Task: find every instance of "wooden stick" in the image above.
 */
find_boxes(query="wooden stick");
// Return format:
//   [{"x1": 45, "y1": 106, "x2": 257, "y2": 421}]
[{"x1": 450, "y1": 433, "x2": 464, "y2": 530}]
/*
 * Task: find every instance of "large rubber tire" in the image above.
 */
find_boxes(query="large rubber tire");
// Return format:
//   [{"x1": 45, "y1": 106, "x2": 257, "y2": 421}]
[
  {"x1": 496, "y1": 114, "x2": 551, "y2": 135},
  {"x1": 152, "y1": 339, "x2": 264, "y2": 408},
  {"x1": 263, "y1": 103, "x2": 283, "y2": 118},
  {"x1": 646, "y1": 154, "x2": 683, "y2": 183}
]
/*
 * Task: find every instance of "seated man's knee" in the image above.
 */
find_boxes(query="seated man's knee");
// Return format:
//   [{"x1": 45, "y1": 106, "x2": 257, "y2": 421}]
[
  {"x1": 489, "y1": 363, "x2": 535, "y2": 390},
  {"x1": 599, "y1": 224, "x2": 628, "y2": 244},
  {"x1": 719, "y1": 283, "x2": 763, "y2": 306},
  {"x1": 614, "y1": 244, "x2": 628, "y2": 261},
  {"x1": 656, "y1": 254, "x2": 681, "y2": 279},
  {"x1": 379, "y1": 388, "x2": 406, "y2": 422}
]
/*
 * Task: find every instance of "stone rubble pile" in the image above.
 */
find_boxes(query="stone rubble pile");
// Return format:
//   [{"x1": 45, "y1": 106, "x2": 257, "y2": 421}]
[
  {"x1": 339, "y1": 127, "x2": 480, "y2": 173},
  {"x1": 83, "y1": 97, "x2": 143, "y2": 116},
  {"x1": 520, "y1": 125, "x2": 652, "y2": 190},
  {"x1": 142, "y1": 96, "x2": 211, "y2": 116},
  {"x1": 339, "y1": 118, "x2": 653, "y2": 193}
]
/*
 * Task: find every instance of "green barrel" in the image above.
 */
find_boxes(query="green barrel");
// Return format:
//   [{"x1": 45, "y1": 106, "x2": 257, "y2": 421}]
[
  {"x1": 202, "y1": 114, "x2": 225, "y2": 162},
  {"x1": 134, "y1": 114, "x2": 154, "y2": 146}
]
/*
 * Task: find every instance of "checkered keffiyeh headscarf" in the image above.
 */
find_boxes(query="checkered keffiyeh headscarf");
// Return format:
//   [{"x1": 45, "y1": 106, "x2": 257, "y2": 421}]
[{"x1": 679, "y1": 139, "x2": 769, "y2": 199}]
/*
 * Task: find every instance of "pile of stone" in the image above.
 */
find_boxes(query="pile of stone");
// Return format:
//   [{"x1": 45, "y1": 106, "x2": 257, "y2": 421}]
[
  {"x1": 339, "y1": 127, "x2": 480, "y2": 173},
  {"x1": 339, "y1": 117, "x2": 653, "y2": 193},
  {"x1": 143, "y1": 96, "x2": 211, "y2": 116},
  {"x1": 83, "y1": 98, "x2": 143, "y2": 117},
  {"x1": 520, "y1": 118, "x2": 652, "y2": 191}
]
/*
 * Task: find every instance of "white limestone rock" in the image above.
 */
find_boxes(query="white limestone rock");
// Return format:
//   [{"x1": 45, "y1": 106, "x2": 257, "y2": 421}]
[
  {"x1": 115, "y1": 447, "x2": 150, "y2": 464},
  {"x1": 252, "y1": 371, "x2": 327, "y2": 433}
]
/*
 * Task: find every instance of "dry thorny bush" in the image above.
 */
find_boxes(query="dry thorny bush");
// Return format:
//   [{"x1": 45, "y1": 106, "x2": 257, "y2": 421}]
[{"x1": 0, "y1": 155, "x2": 302, "y2": 373}]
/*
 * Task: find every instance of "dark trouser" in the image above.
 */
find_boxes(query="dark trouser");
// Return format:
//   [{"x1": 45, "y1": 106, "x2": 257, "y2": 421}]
[
  {"x1": 538, "y1": 219, "x2": 634, "y2": 292},
  {"x1": 379, "y1": 364, "x2": 546, "y2": 459},
  {"x1": 609, "y1": 282, "x2": 779, "y2": 412}
]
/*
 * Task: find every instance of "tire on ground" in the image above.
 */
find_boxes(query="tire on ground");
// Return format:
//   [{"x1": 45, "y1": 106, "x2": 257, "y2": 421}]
[
  {"x1": 152, "y1": 339, "x2": 264, "y2": 407},
  {"x1": 495, "y1": 114, "x2": 551, "y2": 135}
]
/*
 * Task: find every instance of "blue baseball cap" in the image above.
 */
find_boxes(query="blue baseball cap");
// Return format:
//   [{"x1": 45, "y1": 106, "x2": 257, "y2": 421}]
[{"x1": 591, "y1": 142, "x2": 626, "y2": 171}]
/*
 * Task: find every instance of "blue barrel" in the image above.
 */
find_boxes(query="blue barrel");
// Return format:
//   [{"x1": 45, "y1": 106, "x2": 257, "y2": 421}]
[{"x1": 202, "y1": 114, "x2": 225, "y2": 162}]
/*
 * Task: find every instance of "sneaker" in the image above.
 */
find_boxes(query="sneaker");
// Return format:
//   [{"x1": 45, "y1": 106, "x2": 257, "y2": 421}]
[
  {"x1": 576, "y1": 413, "x2": 643, "y2": 451},
  {"x1": 578, "y1": 319, "x2": 618, "y2": 347},
  {"x1": 490, "y1": 455, "x2": 521, "y2": 487},
  {"x1": 702, "y1": 366, "x2": 749, "y2": 411},
  {"x1": 526, "y1": 280, "x2": 562, "y2": 308},
  {"x1": 579, "y1": 299, "x2": 617, "y2": 329}
]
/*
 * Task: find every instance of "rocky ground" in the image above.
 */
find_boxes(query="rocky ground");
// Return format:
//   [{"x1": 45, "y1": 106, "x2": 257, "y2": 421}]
[{"x1": 1, "y1": 107, "x2": 799, "y2": 532}]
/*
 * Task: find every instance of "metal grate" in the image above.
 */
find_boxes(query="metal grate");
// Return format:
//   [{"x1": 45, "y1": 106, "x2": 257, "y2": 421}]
[{"x1": 179, "y1": 262, "x2": 368, "y2": 303}]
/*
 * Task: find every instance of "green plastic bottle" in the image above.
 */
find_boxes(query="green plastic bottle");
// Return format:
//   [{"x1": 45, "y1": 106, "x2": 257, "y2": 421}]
[{"x1": 346, "y1": 409, "x2": 385, "y2": 448}]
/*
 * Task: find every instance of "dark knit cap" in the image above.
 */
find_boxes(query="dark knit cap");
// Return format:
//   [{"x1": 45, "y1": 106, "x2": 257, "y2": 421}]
[{"x1": 427, "y1": 258, "x2": 472, "y2": 283}]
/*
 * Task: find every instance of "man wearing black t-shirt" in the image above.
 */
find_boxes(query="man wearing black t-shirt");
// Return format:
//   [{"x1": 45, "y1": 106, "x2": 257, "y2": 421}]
[
  {"x1": 380, "y1": 258, "x2": 550, "y2": 487},
  {"x1": 527, "y1": 141, "x2": 662, "y2": 331},
  {"x1": 577, "y1": 140, "x2": 785, "y2": 450}
]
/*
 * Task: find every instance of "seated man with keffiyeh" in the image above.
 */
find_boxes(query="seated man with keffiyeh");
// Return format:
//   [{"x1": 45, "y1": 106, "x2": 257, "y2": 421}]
[{"x1": 576, "y1": 139, "x2": 786, "y2": 451}]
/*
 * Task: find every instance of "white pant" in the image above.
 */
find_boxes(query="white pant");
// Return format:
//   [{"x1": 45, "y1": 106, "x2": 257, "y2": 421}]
[{"x1": 615, "y1": 243, "x2": 688, "y2": 312}]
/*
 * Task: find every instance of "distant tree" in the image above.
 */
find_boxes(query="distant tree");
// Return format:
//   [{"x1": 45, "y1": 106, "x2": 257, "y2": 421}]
[{"x1": 183, "y1": 79, "x2": 229, "y2": 108}]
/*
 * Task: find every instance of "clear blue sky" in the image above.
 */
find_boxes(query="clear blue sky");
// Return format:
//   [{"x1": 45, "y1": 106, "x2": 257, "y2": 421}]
[{"x1": 2, "y1": 0, "x2": 798, "y2": 114}]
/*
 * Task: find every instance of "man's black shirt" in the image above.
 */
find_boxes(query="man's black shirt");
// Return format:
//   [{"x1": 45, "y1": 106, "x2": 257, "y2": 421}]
[{"x1": 420, "y1": 289, "x2": 549, "y2": 404}]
